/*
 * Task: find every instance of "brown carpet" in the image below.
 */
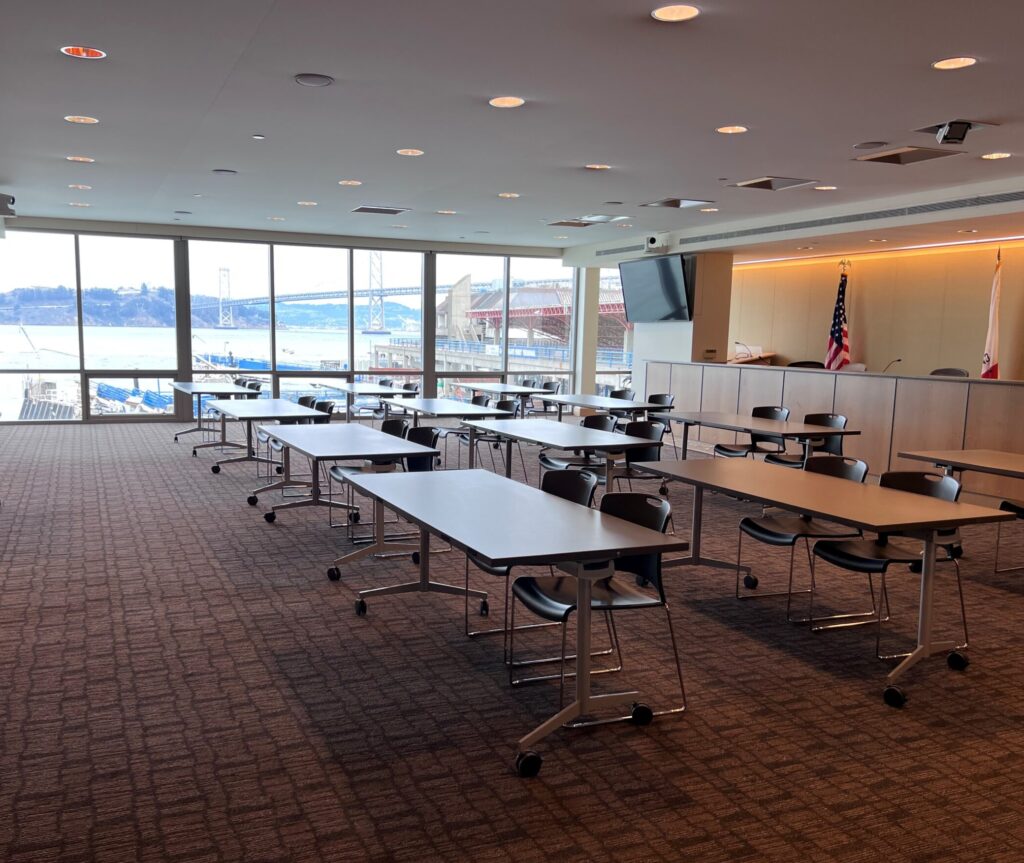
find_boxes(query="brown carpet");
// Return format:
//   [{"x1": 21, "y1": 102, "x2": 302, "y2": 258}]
[{"x1": 2, "y1": 422, "x2": 1024, "y2": 862}]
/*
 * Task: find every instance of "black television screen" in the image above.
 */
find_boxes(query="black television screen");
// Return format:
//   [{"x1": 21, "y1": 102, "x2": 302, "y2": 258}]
[{"x1": 618, "y1": 254, "x2": 694, "y2": 322}]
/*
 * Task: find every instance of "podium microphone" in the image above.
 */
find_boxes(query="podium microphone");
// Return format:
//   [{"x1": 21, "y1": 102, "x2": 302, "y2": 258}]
[{"x1": 881, "y1": 358, "x2": 903, "y2": 374}]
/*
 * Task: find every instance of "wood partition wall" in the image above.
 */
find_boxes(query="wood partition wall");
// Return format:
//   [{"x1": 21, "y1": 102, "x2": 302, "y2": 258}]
[{"x1": 646, "y1": 361, "x2": 1024, "y2": 502}]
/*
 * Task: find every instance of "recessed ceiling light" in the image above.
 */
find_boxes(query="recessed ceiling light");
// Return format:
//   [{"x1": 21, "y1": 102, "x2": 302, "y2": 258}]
[
  {"x1": 391, "y1": 224, "x2": 408, "y2": 229},
  {"x1": 294, "y1": 73, "x2": 334, "y2": 87},
  {"x1": 174, "y1": 210, "x2": 192, "y2": 215},
  {"x1": 699, "y1": 207, "x2": 719, "y2": 212},
  {"x1": 338, "y1": 179, "x2": 363, "y2": 186},
  {"x1": 64, "y1": 115, "x2": 98, "y2": 125},
  {"x1": 982, "y1": 152, "x2": 1012, "y2": 160},
  {"x1": 716, "y1": 125, "x2": 748, "y2": 134},
  {"x1": 436, "y1": 209, "x2": 457, "y2": 215},
  {"x1": 65, "y1": 155, "x2": 94, "y2": 163},
  {"x1": 68, "y1": 202, "x2": 91, "y2": 207},
  {"x1": 489, "y1": 96, "x2": 525, "y2": 108},
  {"x1": 60, "y1": 46, "x2": 105, "y2": 59},
  {"x1": 585, "y1": 164, "x2": 611, "y2": 171},
  {"x1": 651, "y1": 5, "x2": 700, "y2": 22},
  {"x1": 212, "y1": 168, "x2": 238, "y2": 176},
  {"x1": 869, "y1": 238, "x2": 888, "y2": 243},
  {"x1": 267, "y1": 216, "x2": 286, "y2": 222},
  {"x1": 296, "y1": 201, "x2": 318, "y2": 206},
  {"x1": 498, "y1": 192, "x2": 520, "y2": 198},
  {"x1": 396, "y1": 148, "x2": 424, "y2": 156},
  {"x1": 67, "y1": 183, "x2": 92, "y2": 190},
  {"x1": 192, "y1": 193, "x2": 203, "y2": 198},
  {"x1": 553, "y1": 235, "x2": 569, "y2": 239},
  {"x1": 796, "y1": 245, "x2": 815, "y2": 250},
  {"x1": 814, "y1": 185, "x2": 837, "y2": 191},
  {"x1": 251, "y1": 134, "x2": 266, "y2": 140},
  {"x1": 853, "y1": 141, "x2": 889, "y2": 150},
  {"x1": 931, "y1": 56, "x2": 977, "y2": 71},
  {"x1": 604, "y1": 201, "x2": 624, "y2": 205},
  {"x1": 957, "y1": 229, "x2": 978, "y2": 234}
]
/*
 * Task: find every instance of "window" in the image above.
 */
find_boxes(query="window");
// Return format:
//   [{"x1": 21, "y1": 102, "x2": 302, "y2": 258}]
[
  {"x1": 273, "y1": 245, "x2": 350, "y2": 372},
  {"x1": 190, "y1": 240, "x2": 271, "y2": 372},
  {"x1": 0, "y1": 231, "x2": 80, "y2": 370},
  {"x1": 507, "y1": 257, "x2": 574, "y2": 375},
  {"x1": 435, "y1": 254, "x2": 505, "y2": 373},
  {"x1": 598, "y1": 267, "x2": 632, "y2": 372},
  {"x1": 352, "y1": 250, "x2": 423, "y2": 372}
]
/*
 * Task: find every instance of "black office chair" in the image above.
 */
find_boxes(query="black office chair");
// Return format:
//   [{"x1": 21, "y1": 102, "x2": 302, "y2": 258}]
[
  {"x1": 403, "y1": 426, "x2": 440, "y2": 473},
  {"x1": 608, "y1": 420, "x2": 663, "y2": 491},
  {"x1": 994, "y1": 500, "x2": 1024, "y2": 573},
  {"x1": 257, "y1": 394, "x2": 318, "y2": 477},
  {"x1": 311, "y1": 399, "x2": 335, "y2": 424},
  {"x1": 508, "y1": 492, "x2": 686, "y2": 722},
  {"x1": 734, "y1": 456, "x2": 869, "y2": 612},
  {"x1": 607, "y1": 388, "x2": 636, "y2": 422},
  {"x1": 526, "y1": 380, "x2": 562, "y2": 416},
  {"x1": 764, "y1": 413, "x2": 847, "y2": 469},
  {"x1": 243, "y1": 380, "x2": 262, "y2": 400},
  {"x1": 809, "y1": 472, "x2": 968, "y2": 671},
  {"x1": 929, "y1": 368, "x2": 970, "y2": 377},
  {"x1": 713, "y1": 406, "x2": 789, "y2": 459},
  {"x1": 537, "y1": 413, "x2": 615, "y2": 482},
  {"x1": 787, "y1": 360, "x2": 825, "y2": 369},
  {"x1": 327, "y1": 418, "x2": 410, "y2": 526},
  {"x1": 464, "y1": 469, "x2": 600, "y2": 654}
]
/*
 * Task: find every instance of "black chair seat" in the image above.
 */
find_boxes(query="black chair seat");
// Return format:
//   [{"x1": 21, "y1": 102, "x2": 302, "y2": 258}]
[
  {"x1": 713, "y1": 443, "x2": 776, "y2": 458},
  {"x1": 1000, "y1": 500, "x2": 1024, "y2": 518},
  {"x1": 813, "y1": 538, "x2": 925, "y2": 574},
  {"x1": 763, "y1": 452, "x2": 804, "y2": 468},
  {"x1": 466, "y1": 551, "x2": 510, "y2": 579},
  {"x1": 538, "y1": 452, "x2": 600, "y2": 472},
  {"x1": 739, "y1": 515, "x2": 860, "y2": 546},
  {"x1": 512, "y1": 573, "x2": 661, "y2": 621}
]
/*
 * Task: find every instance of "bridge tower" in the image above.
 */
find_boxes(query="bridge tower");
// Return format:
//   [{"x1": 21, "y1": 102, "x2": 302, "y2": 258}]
[
  {"x1": 217, "y1": 267, "x2": 234, "y2": 328},
  {"x1": 362, "y1": 250, "x2": 390, "y2": 334}
]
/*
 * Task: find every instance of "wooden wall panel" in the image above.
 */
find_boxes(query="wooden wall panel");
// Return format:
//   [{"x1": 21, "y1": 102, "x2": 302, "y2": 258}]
[
  {"x1": 645, "y1": 362, "x2": 671, "y2": 397},
  {"x1": 737, "y1": 367, "x2": 785, "y2": 414},
  {"x1": 889, "y1": 378, "x2": 969, "y2": 472},
  {"x1": 962, "y1": 382, "x2": 1024, "y2": 500},
  {"x1": 669, "y1": 363, "x2": 703, "y2": 413},
  {"x1": 698, "y1": 365, "x2": 741, "y2": 444},
  {"x1": 781, "y1": 370, "x2": 838, "y2": 454},
  {"x1": 833, "y1": 374, "x2": 896, "y2": 475}
]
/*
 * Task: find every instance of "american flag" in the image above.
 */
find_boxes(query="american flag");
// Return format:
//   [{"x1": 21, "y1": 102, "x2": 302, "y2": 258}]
[{"x1": 825, "y1": 273, "x2": 850, "y2": 370}]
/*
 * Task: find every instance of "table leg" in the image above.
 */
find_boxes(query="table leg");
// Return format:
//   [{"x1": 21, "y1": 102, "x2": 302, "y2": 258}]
[
  {"x1": 193, "y1": 412, "x2": 245, "y2": 454},
  {"x1": 505, "y1": 438, "x2": 513, "y2": 479},
  {"x1": 213, "y1": 419, "x2": 277, "y2": 470},
  {"x1": 346, "y1": 392, "x2": 353, "y2": 423},
  {"x1": 662, "y1": 486, "x2": 747, "y2": 573},
  {"x1": 173, "y1": 392, "x2": 209, "y2": 440},
  {"x1": 468, "y1": 426, "x2": 477, "y2": 469},
  {"x1": 681, "y1": 422, "x2": 691, "y2": 459}
]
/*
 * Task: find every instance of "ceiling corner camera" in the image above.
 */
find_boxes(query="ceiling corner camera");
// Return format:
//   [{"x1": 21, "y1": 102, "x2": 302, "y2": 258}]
[
  {"x1": 0, "y1": 193, "x2": 15, "y2": 217},
  {"x1": 645, "y1": 234, "x2": 669, "y2": 253},
  {"x1": 936, "y1": 120, "x2": 973, "y2": 145}
]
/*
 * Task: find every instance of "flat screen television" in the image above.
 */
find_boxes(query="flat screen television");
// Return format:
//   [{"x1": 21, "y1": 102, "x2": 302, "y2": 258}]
[{"x1": 618, "y1": 254, "x2": 695, "y2": 322}]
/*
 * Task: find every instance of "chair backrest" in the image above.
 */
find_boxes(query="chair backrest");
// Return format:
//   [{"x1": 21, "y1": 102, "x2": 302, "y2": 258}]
[
  {"x1": 311, "y1": 400, "x2": 335, "y2": 423},
  {"x1": 804, "y1": 455, "x2": 868, "y2": 483},
  {"x1": 400, "y1": 382, "x2": 419, "y2": 398},
  {"x1": 297, "y1": 395, "x2": 318, "y2": 408},
  {"x1": 622, "y1": 420, "x2": 663, "y2": 464},
  {"x1": 646, "y1": 393, "x2": 674, "y2": 409},
  {"x1": 243, "y1": 381, "x2": 262, "y2": 400},
  {"x1": 471, "y1": 394, "x2": 490, "y2": 407},
  {"x1": 880, "y1": 470, "x2": 961, "y2": 501},
  {"x1": 787, "y1": 360, "x2": 825, "y2": 368},
  {"x1": 609, "y1": 388, "x2": 635, "y2": 401},
  {"x1": 494, "y1": 399, "x2": 517, "y2": 417},
  {"x1": 929, "y1": 367, "x2": 970, "y2": 377},
  {"x1": 581, "y1": 414, "x2": 616, "y2": 432},
  {"x1": 537, "y1": 380, "x2": 562, "y2": 409},
  {"x1": 378, "y1": 378, "x2": 393, "y2": 388},
  {"x1": 520, "y1": 379, "x2": 538, "y2": 388},
  {"x1": 803, "y1": 412, "x2": 847, "y2": 456},
  {"x1": 404, "y1": 426, "x2": 440, "y2": 472},
  {"x1": 541, "y1": 469, "x2": 598, "y2": 507},
  {"x1": 599, "y1": 492, "x2": 672, "y2": 598},
  {"x1": 380, "y1": 418, "x2": 410, "y2": 438},
  {"x1": 750, "y1": 405, "x2": 789, "y2": 448}
]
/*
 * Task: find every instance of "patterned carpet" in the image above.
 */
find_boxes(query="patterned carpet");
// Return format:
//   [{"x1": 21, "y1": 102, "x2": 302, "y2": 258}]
[{"x1": 2, "y1": 421, "x2": 1024, "y2": 862}]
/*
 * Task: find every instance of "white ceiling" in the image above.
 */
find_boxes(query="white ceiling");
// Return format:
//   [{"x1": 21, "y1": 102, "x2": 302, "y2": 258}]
[{"x1": 2, "y1": 0, "x2": 1024, "y2": 251}]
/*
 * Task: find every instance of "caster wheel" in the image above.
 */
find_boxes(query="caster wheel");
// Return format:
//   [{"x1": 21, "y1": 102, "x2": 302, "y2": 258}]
[
  {"x1": 247, "y1": 495, "x2": 258, "y2": 506},
  {"x1": 950, "y1": 543, "x2": 964, "y2": 560},
  {"x1": 211, "y1": 465, "x2": 221, "y2": 474},
  {"x1": 743, "y1": 574, "x2": 759, "y2": 590},
  {"x1": 515, "y1": 750, "x2": 542, "y2": 778},
  {"x1": 479, "y1": 599, "x2": 489, "y2": 617},
  {"x1": 435, "y1": 457, "x2": 442, "y2": 467},
  {"x1": 411, "y1": 551, "x2": 420, "y2": 565},
  {"x1": 348, "y1": 511, "x2": 361, "y2": 524},
  {"x1": 327, "y1": 567, "x2": 341, "y2": 582},
  {"x1": 174, "y1": 436, "x2": 179, "y2": 443},
  {"x1": 908, "y1": 560, "x2": 922, "y2": 574},
  {"x1": 883, "y1": 685, "x2": 907, "y2": 708},
  {"x1": 947, "y1": 650, "x2": 969, "y2": 671},
  {"x1": 276, "y1": 466, "x2": 284, "y2": 475},
  {"x1": 192, "y1": 450, "x2": 198, "y2": 457},
  {"x1": 659, "y1": 485, "x2": 668, "y2": 496},
  {"x1": 354, "y1": 598, "x2": 367, "y2": 616},
  {"x1": 263, "y1": 511, "x2": 276, "y2": 523},
  {"x1": 631, "y1": 702, "x2": 654, "y2": 726}
]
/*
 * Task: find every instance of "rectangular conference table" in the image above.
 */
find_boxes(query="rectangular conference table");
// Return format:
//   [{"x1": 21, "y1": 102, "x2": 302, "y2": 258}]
[
  {"x1": 321, "y1": 381, "x2": 412, "y2": 422},
  {"x1": 538, "y1": 393, "x2": 662, "y2": 423},
  {"x1": 380, "y1": 397, "x2": 512, "y2": 426},
  {"x1": 250, "y1": 423, "x2": 439, "y2": 521},
  {"x1": 193, "y1": 399, "x2": 323, "y2": 472},
  {"x1": 665, "y1": 411, "x2": 861, "y2": 460},
  {"x1": 469, "y1": 381, "x2": 547, "y2": 417},
  {"x1": 634, "y1": 458, "x2": 1013, "y2": 702},
  {"x1": 461, "y1": 418, "x2": 662, "y2": 487},
  {"x1": 170, "y1": 381, "x2": 252, "y2": 441},
  {"x1": 898, "y1": 448, "x2": 1024, "y2": 480},
  {"x1": 336, "y1": 469, "x2": 688, "y2": 774}
]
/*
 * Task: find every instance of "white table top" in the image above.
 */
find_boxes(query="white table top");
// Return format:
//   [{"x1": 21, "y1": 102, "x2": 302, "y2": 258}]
[
  {"x1": 665, "y1": 411, "x2": 860, "y2": 439},
  {"x1": 381, "y1": 397, "x2": 513, "y2": 418},
  {"x1": 257, "y1": 423, "x2": 439, "y2": 460},
  {"x1": 343, "y1": 469, "x2": 688, "y2": 567},
  {"x1": 462, "y1": 418, "x2": 663, "y2": 451},
  {"x1": 205, "y1": 398, "x2": 324, "y2": 421},
  {"x1": 539, "y1": 393, "x2": 662, "y2": 412},
  {"x1": 469, "y1": 382, "x2": 548, "y2": 396},
  {"x1": 634, "y1": 458, "x2": 1012, "y2": 533},
  {"x1": 322, "y1": 382, "x2": 411, "y2": 397},
  {"x1": 897, "y1": 449, "x2": 1024, "y2": 480},
  {"x1": 171, "y1": 381, "x2": 252, "y2": 396}
]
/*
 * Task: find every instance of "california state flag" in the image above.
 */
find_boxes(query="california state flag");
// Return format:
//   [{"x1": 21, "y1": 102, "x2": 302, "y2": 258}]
[{"x1": 981, "y1": 250, "x2": 1002, "y2": 379}]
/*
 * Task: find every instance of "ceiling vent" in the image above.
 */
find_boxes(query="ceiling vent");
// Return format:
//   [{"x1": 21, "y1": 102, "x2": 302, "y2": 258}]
[
  {"x1": 549, "y1": 214, "x2": 631, "y2": 227},
  {"x1": 729, "y1": 176, "x2": 818, "y2": 191},
  {"x1": 549, "y1": 219, "x2": 594, "y2": 228},
  {"x1": 639, "y1": 197, "x2": 713, "y2": 208},
  {"x1": 854, "y1": 146, "x2": 963, "y2": 165},
  {"x1": 352, "y1": 205, "x2": 409, "y2": 215}
]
